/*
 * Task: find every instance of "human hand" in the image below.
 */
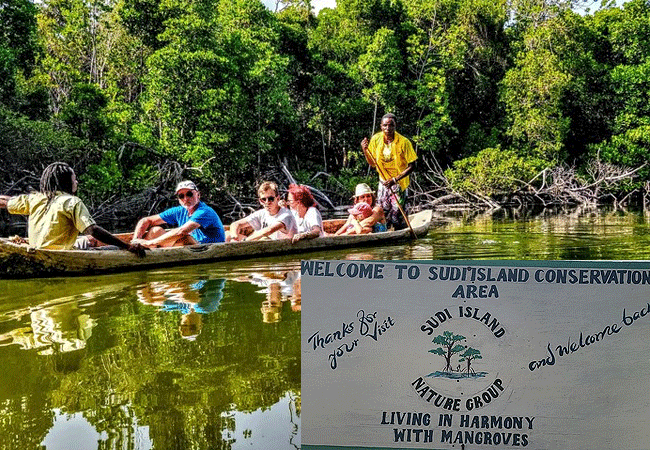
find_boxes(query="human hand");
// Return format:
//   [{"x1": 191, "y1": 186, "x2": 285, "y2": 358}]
[
  {"x1": 131, "y1": 237, "x2": 156, "y2": 248},
  {"x1": 360, "y1": 137, "x2": 369, "y2": 151},
  {"x1": 382, "y1": 177, "x2": 398, "y2": 189},
  {"x1": 87, "y1": 235, "x2": 99, "y2": 247},
  {"x1": 127, "y1": 242, "x2": 148, "y2": 258},
  {"x1": 292, "y1": 232, "x2": 303, "y2": 243},
  {"x1": 8, "y1": 235, "x2": 28, "y2": 245}
]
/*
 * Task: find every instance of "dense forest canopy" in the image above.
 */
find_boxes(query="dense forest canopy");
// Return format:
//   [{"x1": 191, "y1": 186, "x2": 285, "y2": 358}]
[{"x1": 1, "y1": 0, "x2": 649, "y2": 226}]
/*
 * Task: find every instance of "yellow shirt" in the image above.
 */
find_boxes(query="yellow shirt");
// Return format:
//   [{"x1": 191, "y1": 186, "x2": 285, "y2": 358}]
[
  {"x1": 7, "y1": 192, "x2": 96, "y2": 249},
  {"x1": 367, "y1": 131, "x2": 417, "y2": 191}
]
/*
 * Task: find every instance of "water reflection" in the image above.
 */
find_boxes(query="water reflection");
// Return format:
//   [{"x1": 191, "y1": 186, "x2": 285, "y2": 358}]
[
  {"x1": 137, "y1": 279, "x2": 226, "y2": 314},
  {"x1": 3, "y1": 206, "x2": 650, "y2": 449},
  {"x1": 0, "y1": 302, "x2": 95, "y2": 354},
  {"x1": 0, "y1": 270, "x2": 301, "y2": 450},
  {"x1": 420, "y1": 206, "x2": 650, "y2": 260},
  {"x1": 236, "y1": 271, "x2": 301, "y2": 323},
  {"x1": 136, "y1": 278, "x2": 226, "y2": 339}
]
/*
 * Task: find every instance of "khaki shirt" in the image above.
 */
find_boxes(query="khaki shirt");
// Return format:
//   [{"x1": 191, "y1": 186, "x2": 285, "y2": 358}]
[{"x1": 7, "y1": 192, "x2": 96, "y2": 249}]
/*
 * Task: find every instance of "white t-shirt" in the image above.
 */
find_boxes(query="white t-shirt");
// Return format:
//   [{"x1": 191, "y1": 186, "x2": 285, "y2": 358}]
[
  {"x1": 247, "y1": 207, "x2": 297, "y2": 240},
  {"x1": 292, "y1": 207, "x2": 324, "y2": 236}
]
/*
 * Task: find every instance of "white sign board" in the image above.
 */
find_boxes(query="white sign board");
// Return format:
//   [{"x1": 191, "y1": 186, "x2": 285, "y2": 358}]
[{"x1": 301, "y1": 260, "x2": 650, "y2": 450}]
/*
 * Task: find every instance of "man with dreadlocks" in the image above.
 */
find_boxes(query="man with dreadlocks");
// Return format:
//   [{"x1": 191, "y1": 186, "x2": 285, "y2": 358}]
[{"x1": 0, "y1": 162, "x2": 145, "y2": 256}]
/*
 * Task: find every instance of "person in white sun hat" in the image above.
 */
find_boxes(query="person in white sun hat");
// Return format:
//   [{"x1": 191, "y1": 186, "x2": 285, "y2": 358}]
[{"x1": 331, "y1": 183, "x2": 387, "y2": 235}]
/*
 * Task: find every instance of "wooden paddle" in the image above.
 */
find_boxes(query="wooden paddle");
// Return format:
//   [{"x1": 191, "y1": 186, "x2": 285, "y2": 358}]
[{"x1": 363, "y1": 148, "x2": 417, "y2": 239}]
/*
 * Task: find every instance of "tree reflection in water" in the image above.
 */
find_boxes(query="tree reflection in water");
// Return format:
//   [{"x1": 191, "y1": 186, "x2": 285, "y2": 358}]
[{"x1": 0, "y1": 272, "x2": 301, "y2": 450}]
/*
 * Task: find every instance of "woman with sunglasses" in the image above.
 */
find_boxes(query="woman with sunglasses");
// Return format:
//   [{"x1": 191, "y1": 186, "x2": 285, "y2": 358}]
[
  {"x1": 287, "y1": 184, "x2": 323, "y2": 243},
  {"x1": 227, "y1": 181, "x2": 297, "y2": 242},
  {"x1": 131, "y1": 180, "x2": 225, "y2": 247}
]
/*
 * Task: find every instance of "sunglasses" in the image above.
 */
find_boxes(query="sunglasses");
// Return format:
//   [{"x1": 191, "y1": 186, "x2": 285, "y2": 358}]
[
  {"x1": 259, "y1": 196, "x2": 276, "y2": 203},
  {"x1": 177, "y1": 191, "x2": 194, "y2": 200}
]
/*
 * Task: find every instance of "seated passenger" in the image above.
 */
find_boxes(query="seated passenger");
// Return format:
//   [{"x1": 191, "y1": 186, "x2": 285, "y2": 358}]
[
  {"x1": 333, "y1": 183, "x2": 387, "y2": 236},
  {"x1": 131, "y1": 180, "x2": 225, "y2": 248},
  {"x1": 0, "y1": 162, "x2": 145, "y2": 256},
  {"x1": 339, "y1": 202, "x2": 374, "y2": 235},
  {"x1": 287, "y1": 184, "x2": 323, "y2": 243},
  {"x1": 227, "y1": 181, "x2": 297, "y2": 241}
]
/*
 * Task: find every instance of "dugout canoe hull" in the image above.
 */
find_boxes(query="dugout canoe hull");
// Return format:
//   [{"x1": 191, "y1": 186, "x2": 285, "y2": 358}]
[{"x1": 0, "y1": 210, "x2": 433, "y2": 278}]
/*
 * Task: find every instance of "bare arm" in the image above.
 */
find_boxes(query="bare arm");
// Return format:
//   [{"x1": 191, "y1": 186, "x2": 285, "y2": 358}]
[
  {"x1": 359, "y1": 214, "x2": 378, "y2": 228},
  {"x1": 333, "y1": 215, "x2": 354, "y2": 236},
  {"x1": 341, "y1": 218, "x2": 360, "y2": 235},
  {"x1": 292, "y1": 225, "x2": 321, "y2": 243},
  {"x1": 133, "y1": 214, "x2": 165, "y2": 239},
  {"x1": 227, "y1": 218, "x2": 249, "y2": 241},
  {"x1": 360, "y1": 137, "x2": 375, "y2": 167},
  {"x1": 346, "y1": 218, "x2": 372, "y2": 235},
  {"x1": 245, "y1": 222, "x2": 285, "y2": 241},
  {"x1": 84, "y1": 224, "x2": 146, "y2": 257},
  {"x1": 133, "y1": 221, "x2": 200, "y2": 248},
  {"x1": 0, "y1": 195, "x2": 10, "y2": 209}
]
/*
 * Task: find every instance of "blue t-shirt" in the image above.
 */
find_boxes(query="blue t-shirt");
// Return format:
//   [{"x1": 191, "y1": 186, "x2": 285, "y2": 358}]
[{"x1": 159, "y1": 202, "x2": 225, "y2": 243}]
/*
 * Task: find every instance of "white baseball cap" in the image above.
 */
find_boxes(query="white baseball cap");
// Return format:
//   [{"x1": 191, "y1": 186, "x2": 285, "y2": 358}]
[{"x1": 175, "y1": 180, "x2": 198, "y2": 193}]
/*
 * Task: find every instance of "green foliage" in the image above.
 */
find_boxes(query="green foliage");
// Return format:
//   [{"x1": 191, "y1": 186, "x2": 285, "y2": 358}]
[
  {"x1": 429, "y1": 330, "x2": 466, "y2": 372},
  {"x1": 412, "y1": 67, "x2": 456, "y2": 158},
  {"x1": 501, "y1": 39, "x2": 572, "y2": 163},
  {"x1": 0, "y1": 0, "x2": 39, "y2": 73},
  {"x1": 80, "y1": 150, "x2": 158, "y2": 199},
  {"x1": 0, "y1": 106, "x2": 86, "y2": 185},
  {"x1": 330, "y1": 168, "x2": 376, "y2": 197},
  {"x1": 609, "y1": 61, "x2": 650, "y2": 133},
  {"x1": 459, "y1": 347, "x2": 482, "y2": 361},
  {"x1": 119, "y1": 0, "x2": 170, "y2": 48},
  {"x1": 359, "y1": 28, "x2": 407, "y2": 112},
  {"x1": 431, "y1": 330, "x2": 465, "y2": 346},
  {"x1": 138, "y1": 0, "x2": 295, "y2": 186},
  {"x1": 79, "y1": 151, "x2": 123, "y2": 198},
  {"x1": 4, "y1": 0, "x2": 650, "y2": 208},
  {"x1": 586, "y1": 2, "x2": 650, "y2": 175},
  {"x1": 592, "y1": 125, "x2": 650, "y2": 170},
  {"x1": 445, "y1": 147, "x2": 548, "y2": 194},
  {"x1": 0, "y1": 0, "x2": 39, "y2": 106},
  {"x1": 58, "y1": 83, "x2": 110, "y2": 144},
  {"x1": 602, "y1": 0, "x2": 650, "y2": 65},
  {"x1": 0, "y1": 46, "x2": 17, "y2": 104}
]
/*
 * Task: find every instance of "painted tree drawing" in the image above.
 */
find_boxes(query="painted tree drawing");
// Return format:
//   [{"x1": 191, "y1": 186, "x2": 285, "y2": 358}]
[
  {"x1": 428, "y1": 331, "x2": 466, "y2": 372},
  {"x1": 459, "y1": 347, "x2": 482, "y2": 375}
]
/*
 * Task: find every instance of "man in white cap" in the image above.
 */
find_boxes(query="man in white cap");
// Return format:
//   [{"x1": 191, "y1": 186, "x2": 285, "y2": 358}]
[{"x1": 131, "y1": 180, "x2": 225, "y2": 247}]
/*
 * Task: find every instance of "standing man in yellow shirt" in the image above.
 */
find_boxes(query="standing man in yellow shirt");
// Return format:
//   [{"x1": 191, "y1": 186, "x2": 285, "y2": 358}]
[
  {"x1": 0, "y1": 162, "x2": 145, "y2": 256},
  {"x1": 361, "y1": 113, "x2": 417, "y2": 230}
]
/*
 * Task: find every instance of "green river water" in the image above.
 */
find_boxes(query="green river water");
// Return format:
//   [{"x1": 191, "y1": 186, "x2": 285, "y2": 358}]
[{"x1": 1, "y1": 207, "x2": 650, "y2": 450}]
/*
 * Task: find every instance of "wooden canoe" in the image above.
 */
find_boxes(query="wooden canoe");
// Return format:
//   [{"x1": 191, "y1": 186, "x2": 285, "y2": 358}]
[{"x1": 0, "y1": 210, "x2": 433, "y2": 278}]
